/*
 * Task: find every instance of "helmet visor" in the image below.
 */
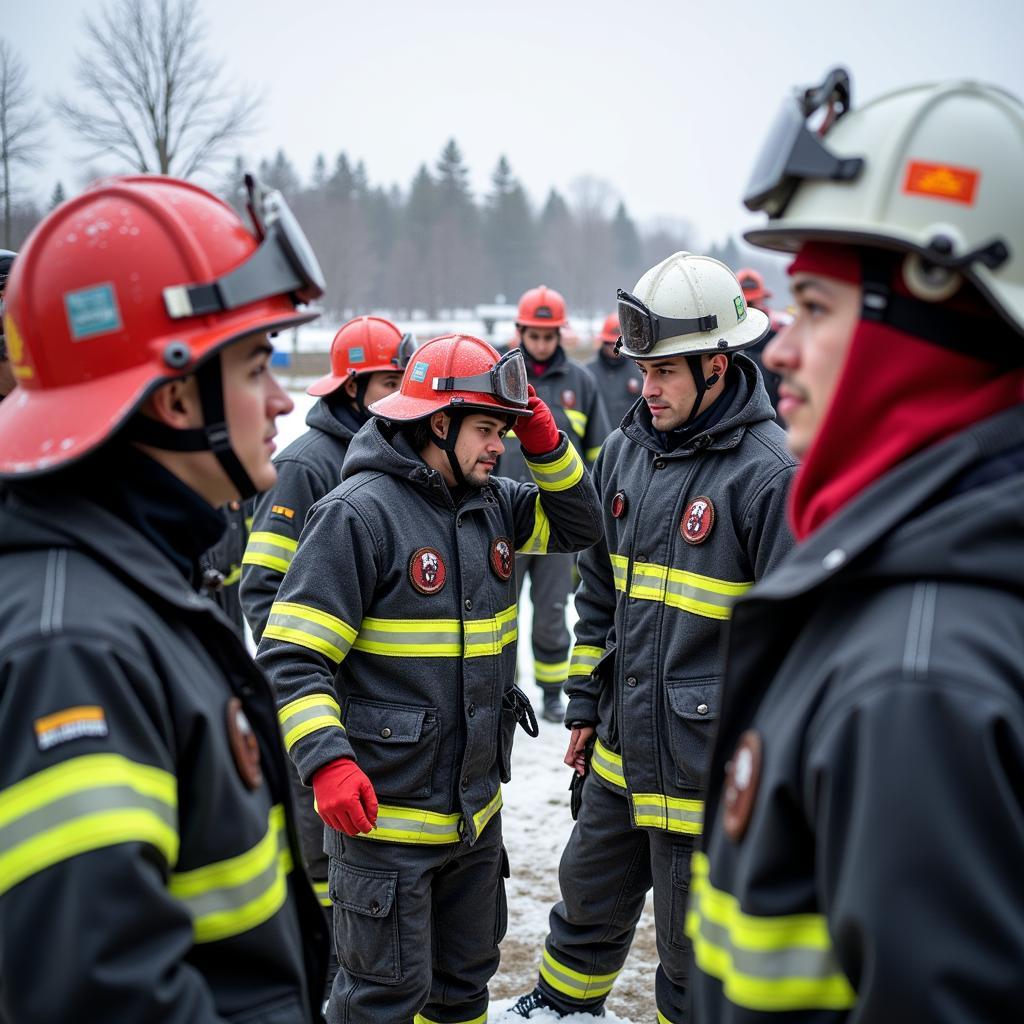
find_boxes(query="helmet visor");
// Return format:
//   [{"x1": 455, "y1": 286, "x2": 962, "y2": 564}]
[
  {"x1": 743, "y1": 67, "x2": 864, "y2": 217},
  {"x1": 432, "y1": 347, "x2": 529, "y2": 408},
  {"x1": 617, "y1": 288, "x2": 719, "y2": 354}
]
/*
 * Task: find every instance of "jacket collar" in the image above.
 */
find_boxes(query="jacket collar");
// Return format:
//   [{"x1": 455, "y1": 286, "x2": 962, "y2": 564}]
[{"x1": 307, "y1": 397, "x2": 363, "y2": 441}]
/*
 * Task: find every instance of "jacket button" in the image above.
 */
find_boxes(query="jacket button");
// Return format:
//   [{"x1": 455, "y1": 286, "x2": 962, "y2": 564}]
[
  {"x1": 370, "y1": 900, "x2": 381, "y2": 915},
  {"x1": 636, "y1": 553, "x2": 647, "y2": 562},
  {"x1": 696, "y1": 703, "x2": 709, "y2": 715},
  {"x1": 464, "y1": 598, "x2": 473, "y2": 610},
  {"x1": 457, "y1": 517, "x2": 463, "y2": 528},
  {"x1": 467, "y1": 703, "x2": 476, "y2": 717},
  {"x1": 693, "y1": 434, "x2": 710, "y2": 449},
  {"x1": 654, "y1": 460, "x2": 665, "y2": 470},
  {"x1": 380, "y1": 727, "x2": 392, "y2": 738},
  {"x1": 626, "y1": 676, "x2": 638, "y2": 688}
]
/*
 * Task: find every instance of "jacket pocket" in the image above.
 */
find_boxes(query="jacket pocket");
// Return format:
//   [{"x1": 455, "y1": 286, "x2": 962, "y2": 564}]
[
  {"x1": 667, "y1": 840, "x2": 696, "y2": 951},
  {"x1": 329, "y1": 859, "x2": 402, "y2": 985},
  {"x1": 494, "y1": 845, "x2": 511, "y2": 945},
  {"x1": 497, "y1": 706, "x2": 517, "y2": 784},
  {"x1": 663, "y1": 678, "x2": 720, "y2": 790},
  {"x1": 344, "y1": 699, "x2": 438, "y2": 799}
]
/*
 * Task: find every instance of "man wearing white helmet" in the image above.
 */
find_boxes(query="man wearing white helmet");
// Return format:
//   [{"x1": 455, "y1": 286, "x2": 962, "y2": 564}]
[
  {"x1": 689, "y1": 69, "x2": 1024, "y2": 1021},
  {"x1": 513, "y1": 252, "x2": 796, "y2": 1021}
]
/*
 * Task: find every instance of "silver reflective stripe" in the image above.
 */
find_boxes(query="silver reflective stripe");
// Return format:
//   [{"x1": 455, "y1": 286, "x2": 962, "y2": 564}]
[
  {"x1": 265, "y1": 609, "x2": 355, "y2": 661},
  {"x1": 632, "y1": 793, "x2": 703, "y2": 834}
]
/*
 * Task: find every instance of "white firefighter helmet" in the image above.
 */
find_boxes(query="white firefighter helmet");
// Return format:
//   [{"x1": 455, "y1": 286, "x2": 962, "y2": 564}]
[
  {"x1": 743, "y1": 69, "x2": 1024, "y2": 332},
  {"x1": 617, "y1": 252, "x2": 770, "y2": 360}
]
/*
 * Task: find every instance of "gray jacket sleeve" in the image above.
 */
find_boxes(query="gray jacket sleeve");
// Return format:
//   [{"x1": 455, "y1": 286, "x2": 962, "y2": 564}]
[{"x1": 743, "y1": 460, "x2": 797, "y2": 579}]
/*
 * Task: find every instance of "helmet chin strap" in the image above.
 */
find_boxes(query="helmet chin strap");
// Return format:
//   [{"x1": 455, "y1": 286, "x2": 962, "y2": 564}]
[
  {"x1": 683, "y1": 355, "x2": 720, "y2": 425},
  {"x1": 429, "y1": 410, "x2": 469, "y2": 487},
  {"x1": 351, "y1": 374, "x2": 373, "y2": 420},
  {"x1": 124, "y1": 353, "x2": 260, "y2": 500}
]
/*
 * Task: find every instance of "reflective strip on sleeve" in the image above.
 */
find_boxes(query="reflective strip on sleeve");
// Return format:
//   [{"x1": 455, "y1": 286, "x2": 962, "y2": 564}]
[
  {"x1": 525, "y1": 444, "x2": 585, "y2": 493},
  {"x1": 0, "y1": 754, "x2": 179, "y2": 896},
  {"x1": 564, "y1": 409, "x2": 588, "y2": 439},
  {"x1": 567, "y1": 644, "x2": 604, "y2": 678},
  {"x1": 263, "y1": 601, "x2": 357, "y2": 664},
  {"x1": 629, "y1": 562, "x2": 752, "y2": 621},
  {"x1": 657, "y1": 1011, "x2": 679, "y2": 1024},
  {"x1": 313, "y1": 878, "x2": 331, "y2": 907},
  {"x1": 278, "y1": 693, "x2": 344, "y2": 752},
  {"x1": 585, "y1": 445, "x2": 602, "y2": 463},
  {"x1": 415, "y1": 1012, "x2": 487, "y2": 1024},
  {"x1": 472, "y1": 788, "x2": 503, "y2": 836},
  {"x1": 632, "y1": 792, "x2": 704, "y2": 835},
  {"x1": 610, "y1": 553, "x2": 629, "y2": 593},
  {"x1": 353, "y1": 617, "x2": 463, "y2": 658},
  {"x1": 591, "y1": 738, "x2": 626, "y2": 790},
  {"x1": 221, "y1": 564, "x2": 242, "y2": 587},
  {"x1": 686, "y1": 852, "x2": 857, "y2": 1012},
  {"x1": 534, "y1": 658, "x2": 569, "y2": 684},
  {"x1": 464, "y1": 606, "x2": 518, "y2": 658},
  {"x1": 517, "y1": 497, "x2": 551, "y2": 555},
  {"x1": 242, "y1": 531, "x2": 298, "y2": 575},
  {"x1": 169, "y1": 804, "x2": 293, "y2": 944},
  {"x1": 364, "y1": 805, "x2": 464, "y2": 845},
  {"x1": 539, "y1": 947, "x2": 619, "y2": 1001}
]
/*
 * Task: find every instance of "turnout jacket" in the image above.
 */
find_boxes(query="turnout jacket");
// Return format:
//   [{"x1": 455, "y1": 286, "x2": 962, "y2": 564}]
[
  {"x1": 499, "y1": 346, "x2": 611, "y2": 480},
  {"x1": 0, "y1": 488, "x2": 327, "y2": 1023},
  {"x1": 587, "y1": 348, "x2": 645, "y2": 431},
  {"x1": 565, "y1": 356, "x2": 795, "y2": 836},
  {"x1": 256, "y1": 421, "x2": 602, "y2": 845},
  {"x1": 689, "y1": 405, "x2": 1024, "y2": 1023},
  {"x1": 242, "y1": 399, "x2": 359, "y2": 640}
]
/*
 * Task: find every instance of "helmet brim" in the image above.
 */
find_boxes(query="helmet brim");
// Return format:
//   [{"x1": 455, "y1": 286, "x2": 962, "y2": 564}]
[{"x1": 369, "y1": 391, "x2": 533, "y2": 422}]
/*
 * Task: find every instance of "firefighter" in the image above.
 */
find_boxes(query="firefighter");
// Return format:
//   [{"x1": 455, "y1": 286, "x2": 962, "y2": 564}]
[
  {"x1": 0, "y1": 249, "x2": 16, "y2": 400},
  {"x1": 587, "y1": 311, "x2": 644, "y2": 431},
  {"x1": 735, "y1": 268, "x2": 784, "y2": 412},
  {"x1": 199, "y1": 498, "x2": 252, "y2": 629},
  {"x1": 513, "y1": 253, "x2": 796, "y2": 1021},
  {"x1": 499, "y1": 285, "x2": 611, "y2": 722},
  {"x1": 0, "y1": 175, "x2": 328, "y2": 1020},
  {"x1": 255, "y1": 333, "x2": 602, "y2": 1023},
  {"x1": 688, "y1": 70, "x2": 1024, "y2": 1021}
]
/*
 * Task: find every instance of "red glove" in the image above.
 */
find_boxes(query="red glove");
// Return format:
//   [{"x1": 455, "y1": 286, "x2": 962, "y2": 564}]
[
  {"x1": 312, "y1": 758, "x2": 379, "y2": 835},
  {"x1": 514, "y1": 385, "x2": 561, "y2": 456}
]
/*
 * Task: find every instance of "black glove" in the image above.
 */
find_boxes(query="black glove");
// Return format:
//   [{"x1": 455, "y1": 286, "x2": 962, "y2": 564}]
[{"x1": 568, "y1": 737, "x2": 594, "y2": 821}]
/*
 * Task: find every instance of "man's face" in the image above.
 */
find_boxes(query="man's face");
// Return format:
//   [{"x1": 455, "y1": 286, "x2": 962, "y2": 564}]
[
  {"x1": 637, "y1": 354, "x2": 707, "y2": 431},
  {"x1": 454, "y1": 412, "x2": 508, "y2": 487},
  {"x1": 601, "y1": 342, "x2": 621, "y2": 359},
  {"x1": 519, "y1": 326, "x2": 560, "y2": 363},
  {"x1": 345, "y1": 369, "x2": 402, "y2": 407},
  {"x1": 763, "y1": 272, "x2": 861, "y2": 458}
]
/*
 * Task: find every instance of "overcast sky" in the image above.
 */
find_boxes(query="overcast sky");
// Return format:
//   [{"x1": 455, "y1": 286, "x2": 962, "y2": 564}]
[{"x1": 7, "y1": 0, "x2": 1021, "y2": 247}]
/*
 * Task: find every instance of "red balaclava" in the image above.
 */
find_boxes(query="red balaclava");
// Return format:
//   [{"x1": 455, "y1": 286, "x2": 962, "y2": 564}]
[{"x1": 787, "y1": 242, "x2": 1024, "y2": 540}]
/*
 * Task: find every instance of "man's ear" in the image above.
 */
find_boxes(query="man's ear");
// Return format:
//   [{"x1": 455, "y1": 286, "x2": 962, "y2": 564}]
[
  {"x1": 343, "y1": 376, "x2": 359, "y2": 400},
  {"x1": 430, "y1": 411, "x2": 449, "y2": 440},
  {"x1": 140, "y1": 376, "x2": 200, "y2": 427}
]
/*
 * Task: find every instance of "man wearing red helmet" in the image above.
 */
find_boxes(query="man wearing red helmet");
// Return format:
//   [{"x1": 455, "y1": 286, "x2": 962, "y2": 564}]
[
  {"x1": 736, "y1": 268, "x2": 786, "y2": 414},
  {"x1": 501, "y1": 285, "x2": 610, "y2": 722},
  {"x1": 587, "y1": 311, "x2": 644, "y2": 429},
  {"x1": 256, "y1": 335, "x2": 602, "y2": 1023},
  {"x1": 0, "y1": 176, "x2": 328, "y2": 1020}
]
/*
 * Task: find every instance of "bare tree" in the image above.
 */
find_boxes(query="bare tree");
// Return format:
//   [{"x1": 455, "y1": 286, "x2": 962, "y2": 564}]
[
  {"x1": 0, "y1": 40, "x2": 46, "y2": 248},
  {"x1": 54, "y1": 0, "x2": 258, "y2": 178}
]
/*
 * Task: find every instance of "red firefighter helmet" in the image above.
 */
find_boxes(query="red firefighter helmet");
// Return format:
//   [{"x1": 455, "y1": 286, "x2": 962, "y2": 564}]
[
  {"x1": 370, "y1": 334, "x2": 533, "y2": 421},
  {"x1": 308, "y1": 316, "x2": 407, "y2": 397},
  {"x1": 516, "y1": 285, "x2": 568, "y2": 329},
  {"x1": 0, "y1": 174, "x2": 321, "y2": 477},
  {"x1": 598, "y1": 312, "x2": 620, "y2": 344},
  {"x1": 736, "y1": 268, "x2": 772, "y2": 304}
]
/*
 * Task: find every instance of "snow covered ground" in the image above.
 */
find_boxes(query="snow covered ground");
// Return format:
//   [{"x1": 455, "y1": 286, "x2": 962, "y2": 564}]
[{"x1": 273, "y1": 388, "x2": 658, "y2": 1023}]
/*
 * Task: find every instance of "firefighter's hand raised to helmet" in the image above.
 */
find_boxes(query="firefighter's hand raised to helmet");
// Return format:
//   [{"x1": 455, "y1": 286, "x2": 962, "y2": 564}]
[
  {"x1": 515, "y1": 385, "x2": 561, "y2": 456},
  {"x1": 312, "y1": 758, "x2": 379, "y2": 835}
]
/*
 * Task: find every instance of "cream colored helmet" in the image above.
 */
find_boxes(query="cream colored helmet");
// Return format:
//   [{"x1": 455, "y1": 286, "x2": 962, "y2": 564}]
[
  {"x1": 617, "y1": 252, "x2": 770, "y2": 360},
  {"x1": 743, "y1": 68, "x2": 1024, "y2": 331}
]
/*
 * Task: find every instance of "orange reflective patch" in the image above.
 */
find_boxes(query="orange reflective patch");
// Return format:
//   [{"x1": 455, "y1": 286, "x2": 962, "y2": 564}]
[
  {"x1": 903, "y1": 161, "x2": 979, "y2": 205},
  {"x1": 271, "y1": 505, "x2": 295, "y2": 519}
]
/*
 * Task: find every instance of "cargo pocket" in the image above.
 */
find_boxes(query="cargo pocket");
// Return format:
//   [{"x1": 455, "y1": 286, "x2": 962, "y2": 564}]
[
  {"x1": 329, "y1": 859, "x2": 402, "y2": 985},
  {"x1": 667, "y1": 841, "x2": 696, "y2": 952},
  {"x1": 497, "y1": 707, "x2": 518, "y2": 783},
  {"x1": 494, "y1": 846, "x2": 511, "y2": 945},
  {"x1": 344, "y1": 699, "x2": 438, "y2": 799},
  {"x1": 664, "y1": 678, "x2": 720, "y2": 790}
]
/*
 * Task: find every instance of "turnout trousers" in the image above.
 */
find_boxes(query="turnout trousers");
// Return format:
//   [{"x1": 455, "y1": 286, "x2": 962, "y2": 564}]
[
  {"x1": 540, "y1": 774, "x2": 694, "y2": 1023},
  {"x1": 516, "y1": 552, "x2": 573, "y2": 696},
  {"x1": 325, "y1": 816, "x2": 508, "y2": 1024}
]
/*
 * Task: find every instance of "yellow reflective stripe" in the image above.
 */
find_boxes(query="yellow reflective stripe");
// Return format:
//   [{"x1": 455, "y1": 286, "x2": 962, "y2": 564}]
[
  {"x1": 415, "y1": 1013, "x2": 487, "y2": 1024},
  {"x1": 534, "y1": 658, "x2": 569, "y2": 684},
  {"x1": 242, "y1": 531, "x2": 298, "y2": 574},
  {"x1": 365, "y1": 805, "x2": 463, "y2": 845},
  {"x1": 628, "y1": 562, "x2": 753, "y2": 621},
  {"x1": 313, "y1": 878, "x2": 331, "y2": 907},
  {"x1": 539, "y1": 948, "x2": 619, "y2": 1001},
  {"x1": 568, "y1": 644, "x2": 604, "y2": 678},
  {"x1": 657, "y1": 1011, "x2": 678, "y2": 1024},
  {"x1": 263, "y1": 601, "x2": 358, "y2": 664},
  {"x1": 564, "y1": 408, "x2": 588, "y2": 438},
  {"x1": 525, "y1": 444, "x2": 585, "y2": 492},
  {"x1": 0, "y1": 754, "x2": 179, "y2": 896},
  {"x1": 221, "y1": 565, "x2": 241, "y2": 587},
  {"x1": 169, "y1": 804, "x2": 292, "y2": 944},
  {"x1": 518, "y1": 496, "x2": 550, "y2": 554},
  {"x1": 464, "y1": 606, "x2": 518, "y2": 658},
  {"x1": 472, "y1": 788, "x2": 503, "y2": 836},
  {"x1": 278, "y1": 693, "x2": 344, "y2": 752},
  {"x1": 354, "y1": 617, "x2": 463, "y2": 657},
  {"x1": 585, "y1": 445, "x2": 602, "y2": 463},
  {"x1": 686, "y1": 852, "x2": 856, "y2": 1011},
  {"x1": 610, "y1": 552, "x2": 629, "y2": 592},
  {"x1": 592, "y1": 738, "x2": 626, "y2": 790},
  {"x1": 632, "y1": 792, "x2": 704, "y2": 834}
]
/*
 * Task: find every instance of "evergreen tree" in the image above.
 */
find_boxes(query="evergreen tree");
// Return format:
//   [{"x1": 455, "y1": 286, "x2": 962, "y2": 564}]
[
  {"x1": 611, "y1": 201, "x2": 642, "y2": 284},
  {"x1": 50, "y1": 182, "x2": 67, "y2": 209},
  {"x1": 485, "y1": 155, "x2": 536, "y2": 301}
]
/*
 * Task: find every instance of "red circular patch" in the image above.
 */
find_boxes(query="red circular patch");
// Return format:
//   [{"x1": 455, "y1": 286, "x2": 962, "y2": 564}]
[
  {"x1": 225, "y1": 698, "x2": 263, "y2": 790},
  {"x1": 409, "y1": 547, "x2": 447, "y2": 594},
  {"x1": 723, "y1": 730, "x2": 762, "y2": 843},
  {"x1": 561, "y1": 389, "x2": 577, "y2": 409},
  {"x1": 611, "y1": 490, "x2": 627, "y2": 519},
  {"x1": 627, "y1": 377, "x2": 641, "y2": 395},
  {"x1": 681, "y1": 496, "x2": 715, "y2": 545},
  {"x1": 490, "y1": 537, "x2": 514, "y2": 581}
]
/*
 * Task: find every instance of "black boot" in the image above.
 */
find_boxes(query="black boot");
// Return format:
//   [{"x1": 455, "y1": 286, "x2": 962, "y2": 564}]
[
  {"x1": 511, "y1": 986, "x2": 605, "y2": 1018},
  {"x1": 541, "y1": 687, "x2": 564, "y2": 724}
]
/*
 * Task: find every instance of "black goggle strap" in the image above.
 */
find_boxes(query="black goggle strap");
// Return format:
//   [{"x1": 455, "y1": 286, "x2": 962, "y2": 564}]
[
  {"x1": 395, "y1": 333, "x2": 418, "y2": 369},
  {"x1": 618, "y1": 289, "x2": 718, "y2": 352},
  {"x1": 428, "y1": 409, "x2": 467, "y2": 486},
  {"x1": 684, "y1": 355, "x2": 710, "y2": 425},
  {"x1": 352, "y1": 373, "x2": 373, "y2": 420}
]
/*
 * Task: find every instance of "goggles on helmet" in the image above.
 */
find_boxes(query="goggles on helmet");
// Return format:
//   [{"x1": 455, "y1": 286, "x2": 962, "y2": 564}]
[
  {"x1": 163, "y1": 173, "x2": 325, "y2": 320},
  {"x1": 432, "y1": 347, "x2": 529, "y2": 407},
  {"x1": 616, "y1": 288, "x2": 718, "y2": 355},
  {"x1": 395, "y1": 332, "x2": 418, "y2": 370},
  {"x1": 743, "y1": 67, "x2": 865, "y2": 218}
]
